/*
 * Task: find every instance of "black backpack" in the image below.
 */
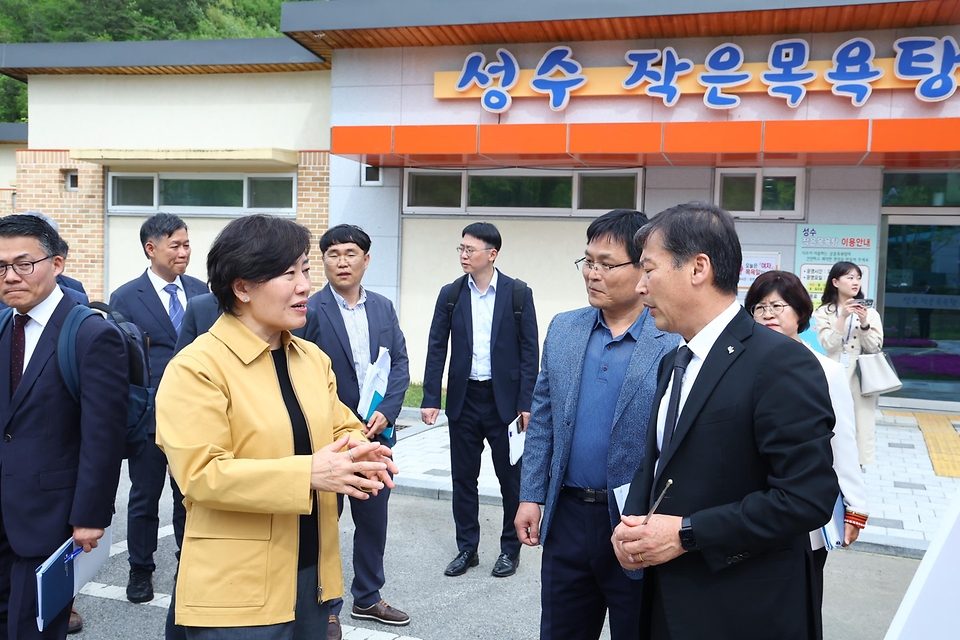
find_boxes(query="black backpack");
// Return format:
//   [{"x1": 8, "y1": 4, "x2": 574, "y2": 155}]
[
  {"x1": 0, "y1": 301, "x2": 155, "y2": 458},
  {"x1": 446, "y1": 274, "x2": 527, "y2": 333}
]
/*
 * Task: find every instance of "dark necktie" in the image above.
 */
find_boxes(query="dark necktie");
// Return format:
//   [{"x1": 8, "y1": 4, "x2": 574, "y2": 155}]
[
  {"x1": 164, "y1": 283, "x2": 184, "y2": 335},
  {"x1": 10, "y1": 314, "x2": 29, "y2": 396},
  {"x1": 660, "y1": 345, "x2": 694, "y2": 454}
]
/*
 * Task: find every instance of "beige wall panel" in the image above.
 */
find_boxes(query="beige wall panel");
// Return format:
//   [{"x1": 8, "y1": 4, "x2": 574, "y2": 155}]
[
  {"x1": 400, "y1": 217, "x2": 593, "y2": 385},
  {"x1": 29, "y1": 71, "x2": 331, "y2": 151},
  {"x1": 106, "y1": 216, "x2": 233, "y2": 297},
  {"x1": 0, "y1": 144, "x2": 18, "y2": 188}
]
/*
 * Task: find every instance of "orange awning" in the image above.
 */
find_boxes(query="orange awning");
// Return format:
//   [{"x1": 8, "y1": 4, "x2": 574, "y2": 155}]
[{"x1": 331, "y1": 118, "x2": 960, "y2": 169}]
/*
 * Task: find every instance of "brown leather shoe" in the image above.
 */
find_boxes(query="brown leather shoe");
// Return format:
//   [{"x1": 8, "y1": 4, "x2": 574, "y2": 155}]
[
  {"x1": 326, "y1": 615, "x2": 341, "y2": 640},
  {"x1": 350, "y1": 599, "x2": 410, "y2": 626},
  {"x1": 68, "y1": 607, "x2": 83, "y2": 634}
]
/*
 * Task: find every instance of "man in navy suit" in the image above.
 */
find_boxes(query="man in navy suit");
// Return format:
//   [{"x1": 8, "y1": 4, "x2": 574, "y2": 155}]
[
  {"x1": 422, "y1": 222, "x2": 539, "y2": 579},
  {"x1": 614, "y1": 203, "x2": 838, "y2": 640},
  {"x1": 109, "y1": 213, "x2": 208, "y2": 604},
  {"x1": 301, "y1": 224, "x2": 410, "y2": 640},
  {"x1": 515, "y1": 210, "x2": 680, "y2": 640},
  {"x1": 0, "y1": 214, "x2": 127, "y2": 640}
]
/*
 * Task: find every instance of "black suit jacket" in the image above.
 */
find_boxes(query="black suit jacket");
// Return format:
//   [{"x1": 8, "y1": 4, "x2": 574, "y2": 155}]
[
  {"x1": 110, "y1": 271, "x2": 208, "y2": 430},
  {"x1": 0, "y1": 294, "x2": 128, "y2": 558},
  {"x1": 624, "y1": 308, "x2": 839, "y2": 640},
  {"x1": 174, "y1": 292, "x2": 220, "y2": 355},
  {"x1": 301, "y1": 286, "x2": 410, "y2": 442},
  {"x1": 422, "y1": 270, "x2": 538, "y2": 424}
]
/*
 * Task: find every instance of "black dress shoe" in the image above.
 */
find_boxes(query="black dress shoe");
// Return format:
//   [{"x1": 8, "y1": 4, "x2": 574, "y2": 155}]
[
  {"x1": 444, "y1": 550, "x2": 479, "y2": 576},
  {"x1": 126, "y1": 568, "x2": 154, "y2": 603},
  {"x1": 491, "y1": 552, "x2": 520, "y2": 577}
]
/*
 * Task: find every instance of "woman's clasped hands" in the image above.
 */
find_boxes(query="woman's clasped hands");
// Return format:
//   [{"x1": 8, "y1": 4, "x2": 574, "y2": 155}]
[{"x1": 310, "y1": 434, "x2": 399, "y2": 499}]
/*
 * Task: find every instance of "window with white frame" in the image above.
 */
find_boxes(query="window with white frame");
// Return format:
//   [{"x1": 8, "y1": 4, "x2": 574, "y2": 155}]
[
  {"x1": 108, "y1": 172, "x2": 297, "y2": 215},
  {"x1": 402, "y1": 168, "x2": 642, "y2": 216},
  {"x1": 63, "y1": 169, "x2": 78, "y2": 191},
  {"x1": 361, "y1": 164, "x2": 383, "y2": 186},
  {"x1": 714, "y1": 168, "x2": 805, "y2": 219}
]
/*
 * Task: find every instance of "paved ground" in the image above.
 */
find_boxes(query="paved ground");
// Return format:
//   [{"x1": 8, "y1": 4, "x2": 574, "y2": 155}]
[{"x1": 68, "y1": 406, "x2": 951, "y2": 639}]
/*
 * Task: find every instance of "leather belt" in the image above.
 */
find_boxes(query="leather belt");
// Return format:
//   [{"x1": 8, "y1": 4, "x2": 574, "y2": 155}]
[
  {"x1": 467, "y1": 379, "x2": 493, "y2": 388},
  {"x1": 561, "y1": 486, "x2": 608, "y2": 504}
]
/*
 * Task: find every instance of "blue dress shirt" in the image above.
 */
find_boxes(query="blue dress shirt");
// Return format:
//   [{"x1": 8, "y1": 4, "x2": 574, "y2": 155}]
[{"x1": 564, "y1": 309, "x2": 644, "y2": 490}]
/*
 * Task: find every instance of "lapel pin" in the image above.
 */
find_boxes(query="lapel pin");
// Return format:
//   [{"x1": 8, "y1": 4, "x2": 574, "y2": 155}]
[{"x1": 727, "y1": 346, "x2": 734, "y2": 354}]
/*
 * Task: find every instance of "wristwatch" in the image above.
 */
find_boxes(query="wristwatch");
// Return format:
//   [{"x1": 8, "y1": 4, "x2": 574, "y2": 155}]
[{"x1": 679, "y1": 516, "x2": 699, "y2": 552}]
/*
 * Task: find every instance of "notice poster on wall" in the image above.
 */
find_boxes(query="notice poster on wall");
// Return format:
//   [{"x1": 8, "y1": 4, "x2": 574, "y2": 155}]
[
  {"x1": 737, "y1": 251, "x2": 780, "y2": 304},
  {"x1": 794, "y1": 225, "x2": 879, "y2": 305}
]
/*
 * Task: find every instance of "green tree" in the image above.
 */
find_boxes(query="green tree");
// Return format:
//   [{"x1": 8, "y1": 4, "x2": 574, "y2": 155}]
[{"x1": 0, "y1": 0, "x2": 311, "y2": 121}]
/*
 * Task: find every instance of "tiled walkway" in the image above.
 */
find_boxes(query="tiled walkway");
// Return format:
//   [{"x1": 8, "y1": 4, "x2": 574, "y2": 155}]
[{"x1": 392, "y1": 408, "x2": 960, "y2": 558}]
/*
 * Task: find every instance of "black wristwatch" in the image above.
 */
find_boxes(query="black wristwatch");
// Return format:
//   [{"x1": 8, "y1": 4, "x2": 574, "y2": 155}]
[{"x1": 679, "y1": 516, "x2": 699, "y2": 552}]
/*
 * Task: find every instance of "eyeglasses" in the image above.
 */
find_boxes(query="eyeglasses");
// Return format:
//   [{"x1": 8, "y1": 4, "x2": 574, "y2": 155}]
[
  {"x1": 456, "y1": 245, "x2": 492, "y2": 257},
  {"x1": 750, "y1": 302, "x2": 791, "y2": 317},
  {"x1": 0, "y1": 255, "x2": 52, "y2": 276},
  {"x1": 574, "y1": 257, "x2": 637, "y2": 274},
  {"x1": 323, "y1": 251, "x2": 364, "y2": 264}
]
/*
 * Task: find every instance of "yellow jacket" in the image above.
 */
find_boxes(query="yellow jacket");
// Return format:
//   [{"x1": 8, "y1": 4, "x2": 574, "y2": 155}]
[{"x1": 156, "y1": 313, "x2": 365, "y2": 628}]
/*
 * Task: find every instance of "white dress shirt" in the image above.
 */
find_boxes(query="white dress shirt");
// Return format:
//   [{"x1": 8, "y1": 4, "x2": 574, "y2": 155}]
[
  {"x1": 468, "y1": 269, "x2": 498, "y2": 381},
  {"x1": 18, "y1": 284, "x2": 64, "y2": 373},
  {"x1": 331, "y1": 286, "x2": 371, "y2": 388},
  {"x1": 146, "y1": 267, "x2": 187, "y2": 314},
  {"x1": 656, "y1": 301, "x2": 742, "y2": 455}
]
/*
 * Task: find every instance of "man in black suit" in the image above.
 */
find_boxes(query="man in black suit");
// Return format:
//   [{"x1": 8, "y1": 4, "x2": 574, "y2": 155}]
[
  {"x1": 301, "y1": 224, "x2": 410, "y2": 640},
  {"x1": 613, "y1": 202, "x2": 839, "y2": 640},
  {"x1": 421, "y1": 222, "x2": 539, "y2": 579},
  {"x1": 0, "y1": 214, "x2": 127, "y2": 640},
  {"x1": 109, "y1": 213, "x2": 208, "y2": 604}
]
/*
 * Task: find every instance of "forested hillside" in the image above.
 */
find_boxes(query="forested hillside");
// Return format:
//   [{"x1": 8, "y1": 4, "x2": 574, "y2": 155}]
[{"x1": 0, "y1": 0, "x2": 311, "y2": 122}]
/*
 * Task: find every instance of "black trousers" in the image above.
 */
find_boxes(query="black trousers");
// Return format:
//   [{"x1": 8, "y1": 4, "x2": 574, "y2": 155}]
[
  {"x1": 329, "y1": 483, "x2": 393, "y2": 615},
  {"x1": 0, "y1": 498, "x2": 71, "y2": 640},
  {"x1": 540, "y1": 493, "x2": 643, "y2": 640},
  {"x1": 448, "y1": 384, "x2": 521, "y2": 557},
  {"x1": 127, "y1": 439, "x2": 168, "y2": 571}
]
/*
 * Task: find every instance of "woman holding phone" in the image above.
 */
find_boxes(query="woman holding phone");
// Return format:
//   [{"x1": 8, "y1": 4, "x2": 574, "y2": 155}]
[{"x1": 813, "y1": 261, "x2": 884, "y2": 466}]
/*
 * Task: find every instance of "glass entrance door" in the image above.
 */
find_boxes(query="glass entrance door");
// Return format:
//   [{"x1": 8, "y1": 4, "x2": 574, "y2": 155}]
[{"x1": 882, "y1": 218, "x2": 960, "y2": 401}]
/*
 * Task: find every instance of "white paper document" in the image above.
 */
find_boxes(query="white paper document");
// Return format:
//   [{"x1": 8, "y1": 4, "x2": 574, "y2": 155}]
[
  {"x1": 358, "y1": 347, "x2": 391, "y2": 422},
  {"x1": 613, "y1": 483, "x2": 632, "y2": 516},
  {"x1": 36, "y1": 526, "x2": 112, "y2": 631},
  {"x1": 507, "y1": 415, "x2": 525, "y2": 465}
]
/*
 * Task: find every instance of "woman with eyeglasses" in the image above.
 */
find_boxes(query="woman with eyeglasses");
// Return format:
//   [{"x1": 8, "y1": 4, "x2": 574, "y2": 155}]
[
  {"x1": 812, "y1": 261, "x2": 884, "y2": 466},
  {"x1": 745, "y1": 271, "x2": 868, "y2": 617}
]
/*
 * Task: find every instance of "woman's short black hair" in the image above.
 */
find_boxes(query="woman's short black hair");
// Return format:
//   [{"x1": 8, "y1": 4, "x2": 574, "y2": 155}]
[
  {"x1": 207, "y1": 215, "x2": 311, "y2": 315},
  {"x1": 819, "y1": 261, "x2": 864, "y2": 309},
  {"x1": 744, "y1": 270, "x2": 814, "y2": 333}
]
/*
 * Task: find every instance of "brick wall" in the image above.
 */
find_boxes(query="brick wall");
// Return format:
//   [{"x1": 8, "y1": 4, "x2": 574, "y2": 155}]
[
  {"x1": 0, "y1": 189, "x2": 13, "y2": 216},
  {"x1": 297, "y1": 151, "x2": 330, "y2": 290},
  {"x1": 14, "y1": 150, "x2": 106, "y2": 300}
]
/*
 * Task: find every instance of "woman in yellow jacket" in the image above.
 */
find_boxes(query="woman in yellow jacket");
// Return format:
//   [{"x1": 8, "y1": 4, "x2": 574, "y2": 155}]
[
  {"x1": 156, "y1": 215, "x2": 397, "y2": 640},
  {"x1": 812, "y1": 261, "x2": 884, "y2": 466}
]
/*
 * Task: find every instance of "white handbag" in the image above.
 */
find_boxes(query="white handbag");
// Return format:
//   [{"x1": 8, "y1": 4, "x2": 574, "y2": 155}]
[{"x1": 856, "y1": 352, "x2": 902, "y2": 396}]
